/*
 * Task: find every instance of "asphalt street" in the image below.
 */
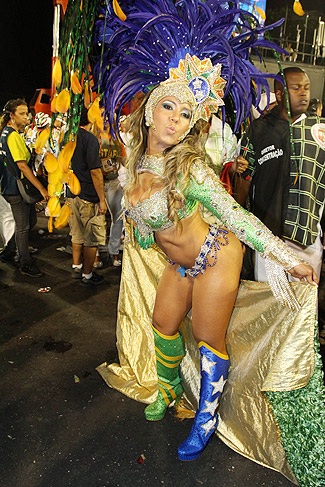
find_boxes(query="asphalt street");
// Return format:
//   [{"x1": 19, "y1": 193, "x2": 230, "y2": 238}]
[{"x1": 0, "y1": 212, "x2": 324, "y2": 487}]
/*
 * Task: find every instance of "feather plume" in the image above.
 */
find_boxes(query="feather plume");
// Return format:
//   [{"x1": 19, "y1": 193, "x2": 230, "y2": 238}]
[{"x1": 92, "y1": 0, "x2": 286, "y2": 136}]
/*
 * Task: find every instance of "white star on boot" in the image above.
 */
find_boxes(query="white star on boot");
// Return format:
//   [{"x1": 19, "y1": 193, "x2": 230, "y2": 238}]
[
  {"x1": 202, "y1": 396, "x2": 219, "y2": 416},
  {"x1": 201, "y1": 417, "x2": 217, "y2": 436},
  {"x1": 201, "y1": 354, "x2": 216, "y2": 375},
  {"x1": 211, "y1": 375, "x2": 227, "y2": 395}
]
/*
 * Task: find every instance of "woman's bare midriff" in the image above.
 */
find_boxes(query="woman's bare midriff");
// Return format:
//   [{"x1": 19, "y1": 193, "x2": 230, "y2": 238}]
[
  {"x1": 155, "y1": 210, "x2": 210, "y2": 265},
  {"x1": 129, "y1": 172, "x2": 242, "y2": 269}
]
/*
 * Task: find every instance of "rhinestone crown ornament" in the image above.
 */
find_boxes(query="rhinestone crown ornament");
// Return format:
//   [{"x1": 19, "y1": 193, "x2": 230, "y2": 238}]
[
  {"x1": 168, "y1": 54, "x2": 226, "y2": 121},
  {"x1": 145, "y1": 54, "x2": 226, "y2": 132}
]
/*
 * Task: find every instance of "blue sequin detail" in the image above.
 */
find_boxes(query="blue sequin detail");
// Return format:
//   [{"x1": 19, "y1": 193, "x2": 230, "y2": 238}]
[
  {"x1": 177, "y1": 266, "x2": 187, "y2": 277},
  {"x1": 188, "y1": 77, "x2": 210, "y2": 104},
  {"x1": 168, "y1": 224, "x2": 229, "y2": 278}
]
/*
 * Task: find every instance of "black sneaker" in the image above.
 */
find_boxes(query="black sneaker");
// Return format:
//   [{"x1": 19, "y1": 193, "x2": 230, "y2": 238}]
[
  {"x1": 80, "y1": 272, "x2": 104, "y2": 287},
  {"x1": 20, "y1": 263, "x2": 43, "y2": 277},
  {"x1": 71, "y1": 267, "x2": 83, "y2": 279},
  {"x1": 0, "y1": 251, "x2": 18, "y2": 269}
]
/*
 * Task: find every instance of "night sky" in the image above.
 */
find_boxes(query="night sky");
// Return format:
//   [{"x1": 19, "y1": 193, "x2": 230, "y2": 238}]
[
  {"x1": 0, "y1": 0, "x2": 53, "y2": 109},
  {"x1": 0, "y1": 0, "x2": 323, "y2": 111}
]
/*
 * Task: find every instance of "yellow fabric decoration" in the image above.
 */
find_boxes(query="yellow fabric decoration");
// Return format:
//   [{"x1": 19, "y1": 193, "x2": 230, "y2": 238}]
[
  {"x1": 113, "y1": 0, "x2": 126, "y2": 21},
  {"x1": 56, "y1": 89, "x2": 71, "y2": 114},
  {"x1": 47, "y1": 196, "x2": 61, "y2": 217},
  {"x1": 35, "y1": 128, "x2": 50, "y2": 155},
  {"x1": 58, "y1": 140, "x2": 76, "y2": 173},
  {"x1": 293, "y1": 0, "x2": 305, "y2": 16},
  {"x1": 84, "y1": 81, "x2": 91, "y2": 109},
  {"x1": 54, "y1": 204, "x2": 71, "y2": 229},
  {"x1": 87, "y1": 98, "x2": 101, "y2": 124},
  {"x1": 68, "y1": 172, "x2": 81, "y2": 196},
  {"x1": 44, "y1": 153, "x2": 58, "y2": 174},
  {"x1": 71, "y1": 71, "x2": 82, "y2": 95},
  {"x1": 52, "y1": 59, "x2": 62, "y2": 88}
]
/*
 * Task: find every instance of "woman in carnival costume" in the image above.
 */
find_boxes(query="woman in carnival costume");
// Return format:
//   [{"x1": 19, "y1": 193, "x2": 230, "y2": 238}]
[{"x1": 57, "y1": 0, "x2": 324, "y2": 485}]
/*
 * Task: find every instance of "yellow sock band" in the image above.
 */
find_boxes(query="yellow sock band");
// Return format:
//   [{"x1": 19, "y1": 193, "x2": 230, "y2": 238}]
[
  {"x1": 151, "y1": 323, "x2": 180, "y2": 340},
  {"x1": 158, "y1": 379, "x2": 177, "y2": 400},
  {"x1": 158, "y1": 385, "x2": 170, "y2": 405},
  {"x1": 198, "y1": 341, "x2": 229, "y2": 360},
  {"x1": 156, "y1": 355, "x2": 182, "y2": 368},
  {"x1": 155, "y1": 346, "x2": 184, "y2": 362}
]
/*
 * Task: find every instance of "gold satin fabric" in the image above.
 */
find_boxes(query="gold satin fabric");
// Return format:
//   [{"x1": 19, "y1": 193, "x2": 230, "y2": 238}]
[{"x1": 97, "y1": 239, "x2": 317, "y2": 485}]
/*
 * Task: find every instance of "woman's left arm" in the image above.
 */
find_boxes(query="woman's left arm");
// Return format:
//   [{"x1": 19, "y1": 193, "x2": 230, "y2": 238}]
[{"x1": 187, "y1": 161, "x2": 317, "y2": 307}]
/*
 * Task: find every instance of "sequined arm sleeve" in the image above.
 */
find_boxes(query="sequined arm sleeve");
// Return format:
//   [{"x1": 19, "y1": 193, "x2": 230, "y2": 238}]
[{"x1": 187, "y1": 161, "x2": 304, "y2": 310}]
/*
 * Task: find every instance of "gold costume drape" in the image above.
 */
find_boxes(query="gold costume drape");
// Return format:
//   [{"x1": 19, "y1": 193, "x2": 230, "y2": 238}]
[{"x1": 97, "y1": 239, "x2": 318, "y2": 485}]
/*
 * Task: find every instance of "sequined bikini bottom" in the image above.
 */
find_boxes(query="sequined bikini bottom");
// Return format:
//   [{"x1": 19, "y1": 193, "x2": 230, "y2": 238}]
[{"x1": 168, "y1": 224, "x2": 229, "y2": 278}]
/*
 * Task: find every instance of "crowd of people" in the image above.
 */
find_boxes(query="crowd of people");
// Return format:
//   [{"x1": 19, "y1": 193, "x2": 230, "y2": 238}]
[{"x1": 0, "y1": 103, "x2": 126, "y2": 283}]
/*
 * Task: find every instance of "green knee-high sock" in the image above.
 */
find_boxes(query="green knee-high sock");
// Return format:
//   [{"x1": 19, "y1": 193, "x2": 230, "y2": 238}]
[{"x1": 145, "y1": 325, "x2": 185, "y2": 421}]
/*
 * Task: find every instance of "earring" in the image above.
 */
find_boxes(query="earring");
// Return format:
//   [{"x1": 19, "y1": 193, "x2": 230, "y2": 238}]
[
  {"x1": 145, "y1": 114, "x2": 156, "y2": 130},
  {"x1": 145, "y1": 117, "x2": 156, "y2": 130}
]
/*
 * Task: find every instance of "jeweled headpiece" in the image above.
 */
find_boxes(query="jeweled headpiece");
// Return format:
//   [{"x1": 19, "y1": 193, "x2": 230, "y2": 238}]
[
  {"x1": 91, "y1": 0, "x2": 286, "y2": 139},
  {"x1": 144, "y1": 54, "x2": 226, "y2": 134},
  {"x1": 52, "y1": 0, "x2": 283, "y2": 141}
]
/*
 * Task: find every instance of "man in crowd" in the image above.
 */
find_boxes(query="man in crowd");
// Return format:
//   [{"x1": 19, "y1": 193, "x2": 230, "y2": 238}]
[
  {"x1": 68, "y1": 107, "x2": 107, "y2": 286},
  {"x1": 239, "y1": 67, "x2": 325, "y2": 282}
]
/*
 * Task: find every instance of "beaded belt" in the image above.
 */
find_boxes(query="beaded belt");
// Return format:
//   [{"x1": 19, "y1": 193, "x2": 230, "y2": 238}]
[{"x1": 168, "y1": 224, "x2": 229, "y2": 278}]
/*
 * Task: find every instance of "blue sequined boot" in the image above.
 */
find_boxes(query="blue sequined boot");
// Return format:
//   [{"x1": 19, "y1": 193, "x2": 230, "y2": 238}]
[
  {"x1": 177, "y1": 341, "x2": 230, "y2": 461},
  {"x1": 145, "y1": 325, "x2": 185, "y2": 421}
]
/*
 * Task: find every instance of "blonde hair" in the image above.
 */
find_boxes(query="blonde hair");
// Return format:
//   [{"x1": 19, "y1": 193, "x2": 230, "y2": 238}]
[{"x1": 122, "y1": 90, "x2": 210, "y2": 226}]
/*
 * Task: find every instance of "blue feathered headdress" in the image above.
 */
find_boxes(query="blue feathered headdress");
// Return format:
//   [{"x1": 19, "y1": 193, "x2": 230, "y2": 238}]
[{"x1": 92, "y1": 0, "x2": 286, "y2": 134}]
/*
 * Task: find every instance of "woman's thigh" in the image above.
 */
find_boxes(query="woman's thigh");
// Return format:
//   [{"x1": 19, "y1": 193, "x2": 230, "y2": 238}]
[
  {"x1": 153, "y1": 263, "x2": 193, "y2": 335},
  {"x1": 192, "y1": 231, "x2": 243, "y2": 353}
]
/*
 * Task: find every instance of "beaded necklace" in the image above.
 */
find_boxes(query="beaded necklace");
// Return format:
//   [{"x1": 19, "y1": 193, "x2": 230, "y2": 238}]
[{"x1": 137, "y1": 153, "x2": 165, "y2": 177}]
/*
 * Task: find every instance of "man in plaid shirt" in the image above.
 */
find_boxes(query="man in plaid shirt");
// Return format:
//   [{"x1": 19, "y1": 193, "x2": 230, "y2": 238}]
[{"x1": 239, "y1": 67, "x2": 325, "y2": 281}]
